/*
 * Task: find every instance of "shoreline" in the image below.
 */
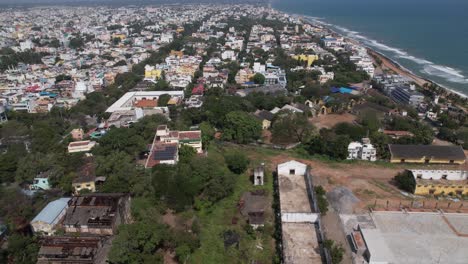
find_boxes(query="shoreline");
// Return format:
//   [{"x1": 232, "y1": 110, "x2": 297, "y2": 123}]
[{"x1": 294, "y1": 14, "x2": 468, "y2": 99}]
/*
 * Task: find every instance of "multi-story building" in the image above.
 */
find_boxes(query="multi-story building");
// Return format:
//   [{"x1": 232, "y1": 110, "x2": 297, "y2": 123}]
[
  {"x1": 347, "y1": 138, "x2": 377, "y2": 161},
  {"x1": 390, "y1": 84, "x2": 425, "y2": 107}
]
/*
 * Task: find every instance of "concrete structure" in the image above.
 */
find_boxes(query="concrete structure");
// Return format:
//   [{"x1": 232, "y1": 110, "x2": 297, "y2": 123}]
[
  {"x1": 347, "y1": 211, "x2": 468, "y2": 264},
  {"x1": 62, "y1": 193, "x2": 131, "y2": 235},
  {"x1": 37, "y1": 236, "x2": 110, "y2": 264},
  {"x1": 347, "y1": 138, "x2": 377, "y2": 162},
  {"x1": 253, "y1": 164, "x2": 264, "y2": 186},
  {"x1": 67, "y1": 140, "x2": 96, "y2": 153},
  {"x1": 389, "y1": 145, "x2": 466, "y2": 164},
  {"x1": 105, "y1": 91, "x2": 184, "y2": 113},
  {"x1": 31, "y1": 198, "x2": 71, "y2": 235},
  {"x1": 390, "y1": 85, "x2": 425, "y2": 107},
  {"x1": 277, "y1": 160, "x2": 323, "y2": 264},
  {"x1": 410, "y1": 169, "x2": 468, "y2": 196}
]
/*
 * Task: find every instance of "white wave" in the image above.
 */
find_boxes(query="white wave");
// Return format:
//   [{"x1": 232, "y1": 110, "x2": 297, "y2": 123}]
[
  {"x1": 310, "y1": 17, "x2": 468, "y2": 87},
  {"x1": 422, "y1": 65, "x2": 468, "y2": 84}
]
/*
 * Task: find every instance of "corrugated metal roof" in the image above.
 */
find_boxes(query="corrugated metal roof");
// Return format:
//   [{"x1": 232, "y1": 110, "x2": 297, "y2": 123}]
[{"x1": 31, "y1": 198, "x2": 71, "y2": 224}]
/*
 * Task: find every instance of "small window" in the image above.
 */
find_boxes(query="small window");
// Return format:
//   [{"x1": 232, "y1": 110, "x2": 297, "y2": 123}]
[
  {"x1": 400, "y1": 159, "x2": 405, "y2": 163},
  {"x1": 450, "y1": 160, "x2": 454, "y2": 164},
  {"x1": 417, "y1": 174, "x2": 422, "y2": 179},
  {"x1": 442, "y1": 175, "x2": 448, "y2": 180},
  {"x1": 86, "y1": 184, "x2": 91, "y2": 187},
  {"x1": 289, "y1": 169, "x2": 295, "y2": 175}
]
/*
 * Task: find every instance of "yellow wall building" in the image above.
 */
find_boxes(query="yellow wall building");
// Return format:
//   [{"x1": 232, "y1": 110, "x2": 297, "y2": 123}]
[
  {"x1": 72, "y1": 179, "x2": 96, "y2": 194},
  {"x1": 415, "y1": 180, "x2": 468, "y2": 196},
  {"x1": 144, "y1": 67, "x2": 162, "y2": 80},
  {"x1": 291, "y1": 54, "x2": 319, "y2": 67},
  {"x1": 389, "y1": 145, "x2": 466, "y2": 165}
]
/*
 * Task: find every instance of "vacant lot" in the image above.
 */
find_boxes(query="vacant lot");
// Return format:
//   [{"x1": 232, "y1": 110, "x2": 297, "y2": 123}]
[{"x1": 310, "y1": 113, "x2": 357, "y2": 130}]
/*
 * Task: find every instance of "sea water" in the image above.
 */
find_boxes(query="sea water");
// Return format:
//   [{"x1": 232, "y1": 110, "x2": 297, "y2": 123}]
[{"x1": 272, "y1": 0, "x2": 468, "y2": 96}]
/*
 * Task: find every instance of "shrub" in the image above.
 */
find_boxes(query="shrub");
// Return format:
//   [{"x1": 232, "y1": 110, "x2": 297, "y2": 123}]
[{"x1": 394, "y1": 171, "x2": 416, "y2": 193}]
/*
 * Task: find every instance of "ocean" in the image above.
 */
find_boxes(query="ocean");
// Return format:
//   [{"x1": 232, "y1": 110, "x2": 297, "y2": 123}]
[{"x1": 272, "y1": 0, "x2": 468, "y2": 96}]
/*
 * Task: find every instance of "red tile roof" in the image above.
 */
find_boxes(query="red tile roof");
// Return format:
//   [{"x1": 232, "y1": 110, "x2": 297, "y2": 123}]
[{"x1": 134, "y1": 99, "x2": 157, "y2": 108}]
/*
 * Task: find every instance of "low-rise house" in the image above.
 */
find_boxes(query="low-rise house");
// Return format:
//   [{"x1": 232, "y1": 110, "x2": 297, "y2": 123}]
[
  {"x1": 70, "y1": 128, "x2": 84, "y2": 140},
  {"x1": 31, "y1": 198, "x2": 71, "y2": 236},
  {"x1": 30, "y1": 172, "x2": 52, "y2": 191},
  {"x1": 409, "y1": 169, "x2": 468, "y2": 196},
  {"x1": 389, "y1": 145, "x2": 466, "y2": 164},
  {"x1": 67, "y1": 140, "x2": 96, "y2": 153},
  {"x1": 254, "y1": 110, "x2": 274, "y2": 130}
]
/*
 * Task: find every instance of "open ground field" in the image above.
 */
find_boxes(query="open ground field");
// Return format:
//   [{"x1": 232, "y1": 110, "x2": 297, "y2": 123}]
[{"x1": 309, "y1": 113, "x2": 357, "y2": 130}]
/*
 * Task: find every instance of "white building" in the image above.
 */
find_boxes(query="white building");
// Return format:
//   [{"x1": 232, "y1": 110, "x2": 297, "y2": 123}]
[
  {"x1": 31, "y1": 198, "x2": 71, "y2": 235},
  {"x1": 410, "y1": 169, "x2": 468, "y2": 181},
  {"x1": 67, "y1": 140, "x2": 97, "y2": 153},
  {"x1": 277, "y1": 160, "x2": 308, "y2": 177},
  {"x1": 347, "y1": 138, "x2": 377, "y2": 161}
]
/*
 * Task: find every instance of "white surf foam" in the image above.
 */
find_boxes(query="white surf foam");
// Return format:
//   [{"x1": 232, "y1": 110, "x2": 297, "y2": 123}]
[{"x1": 317, "y1": 20, "x2": 468, "y2": 88}]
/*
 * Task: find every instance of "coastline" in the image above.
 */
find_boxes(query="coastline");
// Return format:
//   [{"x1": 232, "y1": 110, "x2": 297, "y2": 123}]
[{"x1": 293, "y1": 14, "x2": 468, "y2": 99}]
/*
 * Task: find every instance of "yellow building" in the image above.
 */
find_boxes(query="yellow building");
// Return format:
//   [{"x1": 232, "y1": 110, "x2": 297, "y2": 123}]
[
  {"x1": 112, "y1": 33, "x2": 126, "y2": 40},
  {"x1": 72, "y1": 178, "x2": 96, "y2": 194},
  {"x1": 144, "y1": 65, "x2": 162, "y2": 80},
  {"x1": 389, "y1": 145, "x2": 466, "y2": 165},
  {"x1": 170, "y1": 50, "x2": 184, "y2": 57},
  {"x1": 291, "y1": 54, "x2": 319, "y2": 67},
  {"x1": 415, "y1": 180, "x2": 468, "y2": 196}
]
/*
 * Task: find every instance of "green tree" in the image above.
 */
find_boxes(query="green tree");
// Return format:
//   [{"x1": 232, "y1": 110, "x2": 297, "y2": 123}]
[
  {"x1": 108, "y1": 221, "x2": 167, "y2": 264},
  {"x1": 251, "y1": 73, "x2": 265, "y2": 85},
  {"x1": 179, "y1": 144, "x2": 197, "y2": 163},
  {"x1": 222, "y1": 111, "x2": 261, "y2": 144},
  {"x1": 4, "y1": 234, "x2": 39, "y2": 264},
  {"x1": 394, "y1": 171, "x2": 416, "y2": 193},
  {"x1": 199, "y1": 121, "x2": 215, "y2": 149},
  {"x1": 224, "y1": 151, "x2": 250, "y2": 174},
  {"x1": 157, "y1": 94, "x2": 171, "y2": 107},
  {"x1": 272, "y1": 111, "x2": 315, "y2": 144},
  {"x1": 323, "y1": 239, "x2": 345, "y2": 264}
]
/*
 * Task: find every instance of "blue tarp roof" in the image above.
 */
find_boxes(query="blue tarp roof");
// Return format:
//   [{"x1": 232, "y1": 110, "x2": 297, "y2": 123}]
[
  {"x1": 31, "y1": 197, "x2": 70, "y2": 224},
  {"x1": 330, "y1": 87, "x2": 354, "y2": 94}
]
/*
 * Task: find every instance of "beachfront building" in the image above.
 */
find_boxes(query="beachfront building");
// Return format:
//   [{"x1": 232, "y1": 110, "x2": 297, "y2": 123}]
[{"x1": 390, "y1": 84, "x2": 425, "y2": 107}]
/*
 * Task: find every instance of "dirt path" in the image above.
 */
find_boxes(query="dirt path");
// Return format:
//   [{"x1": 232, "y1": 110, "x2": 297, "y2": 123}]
[{"x1": 321, "y1": 209, "x2": 353, "y2": 264}]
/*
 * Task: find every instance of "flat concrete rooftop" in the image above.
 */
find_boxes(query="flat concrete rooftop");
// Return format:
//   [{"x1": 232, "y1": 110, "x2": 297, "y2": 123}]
[
  {"x1": 282, "y1": 222, "x2": 322, "y2": 264},
  {"x1": 278, "y1": 173, "x2": 312, "y2": 213},
  {"x1": 362, "y1": 211, "x2": 468, "y2": 264}
]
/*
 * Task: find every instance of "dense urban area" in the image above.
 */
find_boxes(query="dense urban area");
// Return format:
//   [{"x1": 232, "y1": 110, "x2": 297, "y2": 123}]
[{"x1": 0, "y1": 3, "x2": 468, "y2": 264}]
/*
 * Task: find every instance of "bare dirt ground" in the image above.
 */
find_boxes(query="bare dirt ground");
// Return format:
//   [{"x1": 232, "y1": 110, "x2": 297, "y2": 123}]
[{"x1": 310, "y1": 113, "x2": 357, "y2": 130}]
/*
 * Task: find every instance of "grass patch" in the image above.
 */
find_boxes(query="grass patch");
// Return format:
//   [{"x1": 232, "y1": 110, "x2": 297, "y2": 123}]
[{"x1": 190, "y1": 145, "x2": 276, "y2": 264}]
